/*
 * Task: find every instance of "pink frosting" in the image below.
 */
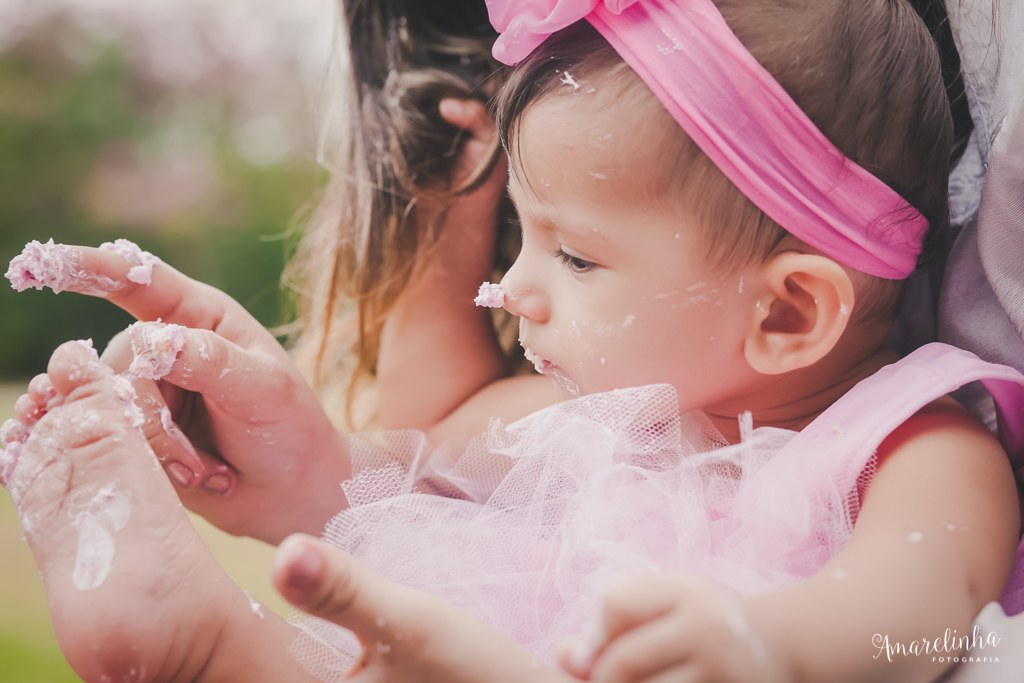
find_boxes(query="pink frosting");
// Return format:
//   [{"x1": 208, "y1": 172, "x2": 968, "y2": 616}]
[
  {"x1": 99, "y1": 239, "x2": 160, "y2": 285},
  {"x1": 474, "y1": 282, "x2": 506, "y2": 308},
  {"x1": 128, "y1": 321, "x2": 187, "y2": 380},
  {"x1": 6, "y1": 240, "x2": 87, "y2": 293},
  {"x1": 6, "y1": 239, "x2": 136, "y2": 294}
]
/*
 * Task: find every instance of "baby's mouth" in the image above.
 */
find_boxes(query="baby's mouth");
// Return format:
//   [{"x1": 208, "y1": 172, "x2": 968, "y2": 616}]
[{"x1": 522, "y1": 346, "x2": 555, "y2": 374}]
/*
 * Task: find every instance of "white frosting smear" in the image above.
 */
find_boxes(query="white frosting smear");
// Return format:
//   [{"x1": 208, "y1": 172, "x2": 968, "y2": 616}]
[
  {"x1": 99, "y1": 239, "x2": 161, "y2": 285},
  {"x1": 128, "y1": 321, "x2": 187, "y2": 380},
  {"x1": 6, "y1": 240, "x2": 120, "y2": 295},
  {"x1": 244, "y1": 590, "x2": 265, "y2": 619},
  {"x1": 111, "y1": 375, "x2": 145, "y2": 429},
  {"x1": 72, "y1": 483, "x2": 131, "y2": 591}
]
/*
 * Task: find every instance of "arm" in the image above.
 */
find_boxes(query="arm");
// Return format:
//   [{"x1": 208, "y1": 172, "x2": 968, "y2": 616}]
[
  {"x1": 271, "y1": 534, "x2": 578, "y2": 683},
  {"x1": 581, "y1": 399, "x2": 1020, "y2": 683},
  {"x1": 748, "y1": 399, "x2": 1020, "y2": 683},
  {"x1": 376, "y1": 99, "x2": 515, "y2": 433}
]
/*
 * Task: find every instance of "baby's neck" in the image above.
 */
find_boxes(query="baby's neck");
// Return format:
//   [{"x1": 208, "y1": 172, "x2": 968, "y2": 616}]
[{"x1": 702, "y1": 342, "x2": 898, "y2": 445}]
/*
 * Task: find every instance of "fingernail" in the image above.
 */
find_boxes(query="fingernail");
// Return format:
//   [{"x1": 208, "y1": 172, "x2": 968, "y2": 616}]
[
  {"x1": 439, "y1": 99, "x2": 461, "y2": 117},
  {"x1": 167, "y1": 462, "x2": 194, "y2": 488},
  {"x1": 203, "y1": 473, "x2": 233, "y2": 495},
  {"x1": 287, "y1": 544, "x2": 325, "y2": 591}
]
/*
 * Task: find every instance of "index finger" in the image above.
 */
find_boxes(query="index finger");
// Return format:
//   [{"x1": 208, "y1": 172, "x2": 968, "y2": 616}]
[
  {"x1": 272, "y1": 535, "x2": 434, "y2": 638},
  {"x1": 7, "y1": 239, "x2": 263, "y2": 346}
]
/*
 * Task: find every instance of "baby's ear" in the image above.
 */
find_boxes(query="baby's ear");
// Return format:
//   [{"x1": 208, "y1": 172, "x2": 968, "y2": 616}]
[{"x1": 743, "y1": 253, "x2": 854, "y2": 375}]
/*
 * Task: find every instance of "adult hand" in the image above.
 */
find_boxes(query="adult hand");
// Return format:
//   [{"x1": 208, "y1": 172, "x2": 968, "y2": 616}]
[{"x1": 25, "y1": 246, "x2": 350, "y2": 544}]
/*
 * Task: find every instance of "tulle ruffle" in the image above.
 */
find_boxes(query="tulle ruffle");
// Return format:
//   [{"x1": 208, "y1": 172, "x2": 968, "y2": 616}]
[{"x1": 288, "y1": 384, "x2": 872, "y2": 678}]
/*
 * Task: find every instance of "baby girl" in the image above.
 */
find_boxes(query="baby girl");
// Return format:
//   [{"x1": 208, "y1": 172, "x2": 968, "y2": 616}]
[{"x1": 4, "y1": 0, "x2": 1024, "y2": 682}]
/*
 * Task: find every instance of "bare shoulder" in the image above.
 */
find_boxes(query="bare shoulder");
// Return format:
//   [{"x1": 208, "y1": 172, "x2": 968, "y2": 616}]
[
  {"x1": 874, "y1": 395, "x2": 1007, "y2": 474},
  {"x1": 856, "y1": 395, "x2": 1021, "y2": 602},
  {"x1": 425, "y1": 374, "x2": 563, "y2": 445}
]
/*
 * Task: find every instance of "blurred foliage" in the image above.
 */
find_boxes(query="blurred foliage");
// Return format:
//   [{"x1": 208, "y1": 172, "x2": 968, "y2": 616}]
[
  {"x1": 0, "y1": 25, "x2": 324, "y2": 380},
  {"x1": 0, "y1": 633, "x2": 82, "y2": 683}
]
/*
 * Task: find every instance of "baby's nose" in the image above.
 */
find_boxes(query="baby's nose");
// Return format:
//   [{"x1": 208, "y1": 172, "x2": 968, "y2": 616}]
[{"x1": 501, "y1": 270, "x2": 549, "y2": 324}]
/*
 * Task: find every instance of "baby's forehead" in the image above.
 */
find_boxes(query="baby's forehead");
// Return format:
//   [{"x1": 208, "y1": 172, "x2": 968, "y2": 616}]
[{"x1": 514, "y1": 85, "x2": 685, "y2": 203}]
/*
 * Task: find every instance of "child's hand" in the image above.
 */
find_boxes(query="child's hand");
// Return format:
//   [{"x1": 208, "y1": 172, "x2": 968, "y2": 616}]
[
  {"x1": 18, "y1": 246, "x2": 350, "y2": 544},
  {"x1": 561, "y1": 576, "x2": 793, "y2": 683},
  {"x1": 272, "y1": 534, "x2": 574, "y2": 683}
]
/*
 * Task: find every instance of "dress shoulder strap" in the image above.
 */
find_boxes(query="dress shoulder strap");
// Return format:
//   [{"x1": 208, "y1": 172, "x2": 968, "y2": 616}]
[
  {"x1": 775, "y1": 342, "x2": 1024, "y2": 615},
  {"x1": 781, "y1": 343, "x2": 1024, "y2": 491}
]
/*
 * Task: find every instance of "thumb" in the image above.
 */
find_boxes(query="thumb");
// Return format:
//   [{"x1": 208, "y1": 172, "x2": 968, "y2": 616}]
[
  {"x1": 272, "y1": 534, "x2": 409, "y2": 636},
  {"x1": 130, "y1": 322, "x2": 294, "y2": 423}
]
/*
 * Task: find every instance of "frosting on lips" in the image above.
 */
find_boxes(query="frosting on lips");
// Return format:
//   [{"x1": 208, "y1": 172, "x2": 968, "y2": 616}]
[{"x1": 522, "y1": 346, "x2": 554, "y2": 374}]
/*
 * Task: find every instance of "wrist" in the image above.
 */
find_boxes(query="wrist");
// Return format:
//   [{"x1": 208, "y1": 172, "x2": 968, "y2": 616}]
[
  {"x1": 743, "y1": 595, "x2": 803, "y2": 683},
  {"x1": 277, "y1": 429, "x2": 352, "y2": 545}
]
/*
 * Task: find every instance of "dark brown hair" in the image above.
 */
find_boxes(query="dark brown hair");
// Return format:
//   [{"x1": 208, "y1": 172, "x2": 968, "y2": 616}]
[
  {"x1": 284, "y1": 0, "x2": 522, "y2": 427},
  {"x1": 495, "y1": 0, "x2": 954, "y2": 323}
]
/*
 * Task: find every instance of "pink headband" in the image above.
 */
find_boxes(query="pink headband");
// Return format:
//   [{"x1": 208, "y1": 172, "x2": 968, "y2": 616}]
[{"x1": 487, "y1": 0, "x2": 929, "y2": 279}]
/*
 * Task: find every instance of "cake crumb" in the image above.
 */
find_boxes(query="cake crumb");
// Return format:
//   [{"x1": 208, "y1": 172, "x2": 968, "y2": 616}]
[
  {"x1": 560, "y1": 71, "x2": 581, "y2": 90},
  {"x1": 474, "y1": 282, "x2": 505, "y2": 308},
  {"x1": 128, "y1": 321, "x2": 186, "y2": 380},
  {"x1": 99, "y1": 239, "x2": 161, "y2": 285}
]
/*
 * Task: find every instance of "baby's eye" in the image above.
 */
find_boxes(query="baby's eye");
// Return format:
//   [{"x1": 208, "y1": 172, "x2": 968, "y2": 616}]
[{"x1": 554, "y1": 246, "x2": 595, "y2": 274}]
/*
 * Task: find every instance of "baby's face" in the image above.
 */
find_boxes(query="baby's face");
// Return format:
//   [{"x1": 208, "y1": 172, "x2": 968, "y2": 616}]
[{"x1": 502, "y1": 84, "x2": 761, "y2": 411}]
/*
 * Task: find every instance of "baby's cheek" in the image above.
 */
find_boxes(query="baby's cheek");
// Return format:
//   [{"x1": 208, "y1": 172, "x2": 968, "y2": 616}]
[{"x1": 569, "y1": 321, "x2": 641, "y2": 392}]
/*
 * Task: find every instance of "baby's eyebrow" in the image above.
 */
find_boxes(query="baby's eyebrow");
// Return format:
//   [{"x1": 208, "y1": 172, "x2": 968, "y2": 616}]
[{"x1": 507, "y1": 183, "x2": 591, "y2": 239}]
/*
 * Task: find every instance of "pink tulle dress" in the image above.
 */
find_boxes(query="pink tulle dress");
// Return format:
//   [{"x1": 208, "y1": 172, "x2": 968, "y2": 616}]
[{"x1": 289, "y1": 342, "x2": 1024, "y2": 680}]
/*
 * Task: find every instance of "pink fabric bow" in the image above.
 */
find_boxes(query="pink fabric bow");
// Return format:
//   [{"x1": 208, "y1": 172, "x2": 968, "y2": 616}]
[{"x1": 489, "y1": 0, "x2": 639, "y2": 64}]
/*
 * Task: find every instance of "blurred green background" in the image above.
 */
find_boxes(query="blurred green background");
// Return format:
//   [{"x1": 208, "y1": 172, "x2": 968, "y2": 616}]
[{"x1": 1, "y1": 2, "x2": 331, "y2": 680}]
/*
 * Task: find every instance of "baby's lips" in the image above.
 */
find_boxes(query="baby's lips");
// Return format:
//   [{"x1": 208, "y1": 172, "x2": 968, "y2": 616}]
[{"x1": 521, "y1": 346, "x2": 556, "y2": 374}]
